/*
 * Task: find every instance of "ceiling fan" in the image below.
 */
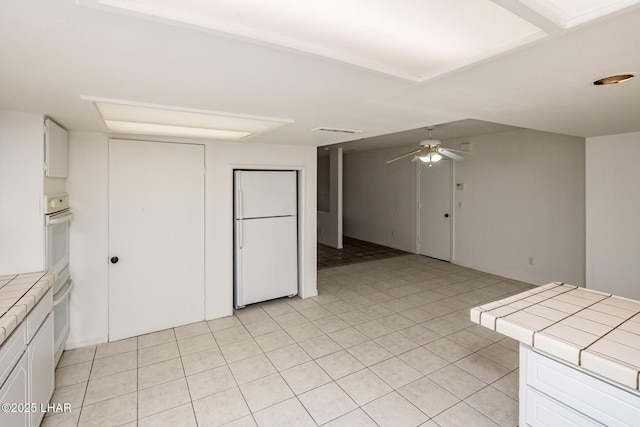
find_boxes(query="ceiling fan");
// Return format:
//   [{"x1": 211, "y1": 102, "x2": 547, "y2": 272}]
[{"x1": 386, "y1": 127, "x2": 469, "y2": 165}]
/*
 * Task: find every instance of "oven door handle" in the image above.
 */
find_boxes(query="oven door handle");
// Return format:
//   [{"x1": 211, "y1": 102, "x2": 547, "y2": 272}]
[
  {"x1": 47, "y1": 211, "x2": 74, "y2": 225},
  {"x1": 54, "y1": 280, "x2": 74, "y2": 306}
]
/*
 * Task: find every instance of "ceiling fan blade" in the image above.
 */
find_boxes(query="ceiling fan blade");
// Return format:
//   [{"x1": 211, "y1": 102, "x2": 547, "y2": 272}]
[
  {"x1": 386, "y1": 148, "x2": 421, "y2": 163},
  {"x1": 437, "y1": 148, "x2": 464, "y2": 161},
  {"x1": 442, "y1": 147, "x2": 473, "y2": 154}
]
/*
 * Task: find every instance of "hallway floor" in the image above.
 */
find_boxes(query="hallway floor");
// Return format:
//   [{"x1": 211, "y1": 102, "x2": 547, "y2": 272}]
[
  {"x1": 318, "y1": 237, "x2": 408, "y2": 269},
  {"x1": 46, "y1": 255, "x2": 532, "y2": 426}
]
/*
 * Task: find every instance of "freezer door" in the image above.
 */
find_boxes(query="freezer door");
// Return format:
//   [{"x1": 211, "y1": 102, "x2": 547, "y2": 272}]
[
  {"x1": 235, "y1": 216, "x2": 298, "y2": 307},
  {"x1": 235, "y1": 170, "x2": 297, "y2": 219}
]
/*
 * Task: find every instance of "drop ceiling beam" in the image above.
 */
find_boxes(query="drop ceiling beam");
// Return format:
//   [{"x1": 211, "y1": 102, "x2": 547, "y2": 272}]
[{"x1": 491, "y1": 0, "x2": 565, "y2": 33}]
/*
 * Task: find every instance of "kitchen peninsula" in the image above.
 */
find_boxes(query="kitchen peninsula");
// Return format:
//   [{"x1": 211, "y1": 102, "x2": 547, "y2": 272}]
[{"x1": 471, "y1": 282, "x2": 640, "y2": 426}]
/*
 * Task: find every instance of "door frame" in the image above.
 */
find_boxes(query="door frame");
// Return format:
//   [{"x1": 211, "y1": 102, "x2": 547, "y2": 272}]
[
  {"x1": 107, "y1": 138, "x2": 206, "y2": 341},
  {"x1": 415, "y1": 159, "x2": 455, "y2": 261}
]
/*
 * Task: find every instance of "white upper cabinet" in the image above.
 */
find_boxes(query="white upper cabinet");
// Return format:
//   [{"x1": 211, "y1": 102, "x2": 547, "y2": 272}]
[{"x1": 44, "y1": 119, "x2": 68, "y2": 178}]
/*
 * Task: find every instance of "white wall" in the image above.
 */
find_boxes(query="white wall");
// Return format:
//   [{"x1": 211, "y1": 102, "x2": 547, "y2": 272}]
[
  {"x1": 586, "y1": 131, "x2": 640, "y2": 299},
  {"x1": 451, "y1": 129, "x2": 585, "y2": 286},
  {"x1": 0, "y1": 111, "x2": 45, "y2": 275},
  {"x1": 342, "y1": 129, "x2": 585, "y2": 286},
  {"x1": 317, "y1": 148, "x2": 343, "y2": 248},
  {"x1": 67, "y1": 132, "x2": 109, "y2": 347},
  {"x1": 343, "y1": 146, "x2": 418, "y2": 252},
  {"x1": 67, "y1": 132, "x2": 317, "y2": 348}
]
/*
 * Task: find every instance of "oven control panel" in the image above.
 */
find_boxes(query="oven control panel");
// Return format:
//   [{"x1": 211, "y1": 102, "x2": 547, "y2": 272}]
[{"x1": 44, "y1": 193, "x2": 69, "y2": 214}]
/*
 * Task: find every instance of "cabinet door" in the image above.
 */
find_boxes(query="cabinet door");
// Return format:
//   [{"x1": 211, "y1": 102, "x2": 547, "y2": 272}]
[
  {"x1": 44, "y1": 118, "x2": 68, "y2": 178},
  {"x1": 28, "y1": 314, "x2": 54, "y2": 427},
  {"x1": 0, "y1": 353, "x2": 29, "y2": 427},
  {"x1": 524, "y1": 345, "x2": 640, "y2": 426}
]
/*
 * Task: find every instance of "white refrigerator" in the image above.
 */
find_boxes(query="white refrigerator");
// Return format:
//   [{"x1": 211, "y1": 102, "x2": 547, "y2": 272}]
[{"x1": 234, "y1": 170, "x2": 298, "y2": 308}]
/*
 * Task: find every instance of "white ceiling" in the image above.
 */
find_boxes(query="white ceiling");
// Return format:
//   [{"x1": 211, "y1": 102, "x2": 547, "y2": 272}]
[
  {"x1": 77, "y1": 0, "x2": 544, "y2": 82},
  {"x1": 329, "y1": 119, "x2": 523, "y2": 153},
  {"x1": 1, "y1": 0, "x2": 639, "y2": 148}
]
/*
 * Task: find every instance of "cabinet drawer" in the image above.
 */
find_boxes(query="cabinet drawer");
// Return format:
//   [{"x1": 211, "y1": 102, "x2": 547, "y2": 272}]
[
  {"x1": 0, "y1": 321, "x2": 27, "y2": 388},
  {"x1": 27, "y1": 289, "x2": 52, "y2": 342},
  {"x1": 526, "y1": 347, "x2": 640, "y2": 426},
  {"x1": 525, "y1": 387, "x2": 603, "y2": 427}
]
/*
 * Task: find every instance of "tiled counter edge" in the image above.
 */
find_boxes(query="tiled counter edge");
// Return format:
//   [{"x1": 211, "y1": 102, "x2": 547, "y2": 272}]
[
  {"x1": 0, "y1": 273, "x2": 54, "y2": 346},
  {"x1": 470, "y1": 282, "x2": 640, "y2": 392}
]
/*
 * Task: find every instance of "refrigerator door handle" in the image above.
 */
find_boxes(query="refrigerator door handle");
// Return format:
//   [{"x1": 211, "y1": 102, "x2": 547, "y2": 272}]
[
  {"x1": 238, "y1": 190, "x2": 244, "y2": 219},
  {"x1": 238, "y1": 221, "x2": 243, "y2": 249}
]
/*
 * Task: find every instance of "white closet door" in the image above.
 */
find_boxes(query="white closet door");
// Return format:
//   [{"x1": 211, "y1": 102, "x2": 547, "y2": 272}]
[{"x1": 108, "y1": 139, "x2": 205, "y2": 341}]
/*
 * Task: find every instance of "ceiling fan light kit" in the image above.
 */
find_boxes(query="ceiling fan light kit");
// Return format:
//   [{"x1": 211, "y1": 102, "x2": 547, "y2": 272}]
[
  {"x1": 420, "y1": 152, "x2": 443, "y2": 163},
  {"x1": 418, "y1": 145, "x2": 443, "y2": 164},
  {"x1": 386, "y1": 126, "x2": 470, "y2": 165}
]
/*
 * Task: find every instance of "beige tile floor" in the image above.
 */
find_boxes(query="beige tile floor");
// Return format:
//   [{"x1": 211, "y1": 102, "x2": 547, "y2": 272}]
[{"x1": 43, "y1": 254, "x2": 533, "y2": 426}]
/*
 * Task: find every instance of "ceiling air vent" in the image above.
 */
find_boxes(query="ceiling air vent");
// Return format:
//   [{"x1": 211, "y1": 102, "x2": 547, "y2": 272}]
[{"x1": 312, "y1": 127, "x2": 363, "y2": 134}]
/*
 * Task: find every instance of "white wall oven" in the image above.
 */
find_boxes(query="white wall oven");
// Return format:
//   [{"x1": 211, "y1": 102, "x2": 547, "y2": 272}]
[{"x1": 44, "y1": 193, "x2": 74, "y2": 364}]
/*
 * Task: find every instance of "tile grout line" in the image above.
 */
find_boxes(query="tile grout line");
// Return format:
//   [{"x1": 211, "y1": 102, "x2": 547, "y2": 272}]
[
  {"x1": 54, "y1": 254, "x2": 528, "y2": 427},
  {"x1": 172, "y1": 327, "x2": 201, "y2": 427}
]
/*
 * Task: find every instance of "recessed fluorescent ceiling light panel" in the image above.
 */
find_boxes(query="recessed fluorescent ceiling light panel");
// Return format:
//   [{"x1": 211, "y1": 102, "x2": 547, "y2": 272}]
[
  {"x1": 87, "y1": 98, "x2": 293, "y2": 140},
  {"x1": 78, "y1": 0, "x2": 544, "y2": 82}
]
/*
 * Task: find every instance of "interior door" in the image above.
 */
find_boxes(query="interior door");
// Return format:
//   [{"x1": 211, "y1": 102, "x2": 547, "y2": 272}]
[
  {"x1": 419, "y1": 160, "x2": 452, "y2": 261},
  {"x1": 108, "y1": 139, "x2": 205, "y2": 341}
]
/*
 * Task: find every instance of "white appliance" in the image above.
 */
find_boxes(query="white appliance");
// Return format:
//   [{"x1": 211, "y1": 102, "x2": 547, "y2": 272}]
[
  {"x1": 44, "y1": 193, "x2": 74, "y2": 365},
  {"x1": 234, "y1": 170, "x2": 298, "y2": 309},
  {"x1": 44, "y1": 193, "x2": 72, "y2": 284}
]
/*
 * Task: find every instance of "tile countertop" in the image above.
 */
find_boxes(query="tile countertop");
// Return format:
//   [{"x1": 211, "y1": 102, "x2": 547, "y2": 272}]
[
  {"x1": 0, "y1": 271, "x2": 54, "y2": 346},
  {"x1": 471, "y1": 282, "x2": 640, "y2": 391}
]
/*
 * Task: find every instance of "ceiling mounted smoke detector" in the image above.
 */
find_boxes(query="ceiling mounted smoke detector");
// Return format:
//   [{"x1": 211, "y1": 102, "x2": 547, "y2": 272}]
[{"x1": 593, "y1": 73, "x2": 635, "y2": 85}]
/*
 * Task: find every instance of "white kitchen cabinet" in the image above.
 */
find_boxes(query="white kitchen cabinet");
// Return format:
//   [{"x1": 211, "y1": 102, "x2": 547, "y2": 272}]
[
  {"x1": 44, "y1": 118, "x2": 68, "y2": 178},
  {"x1": 520, "y1": 343, "x2": 640, "y2": 427},
  {"x1": 0, "y1": 292, "x2": 54, "y2": 427},
  {"x1": 0, "y1": 322, "x2": 27, "y2": 388},
  {"x1": 28, "y1": 313, "x2": 54, "y2": 427},
  {"x1": 0, "y1": 352, "x2": 29, "y2": 427}
]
